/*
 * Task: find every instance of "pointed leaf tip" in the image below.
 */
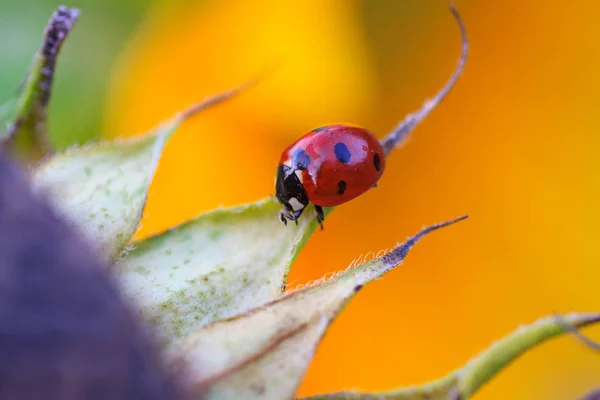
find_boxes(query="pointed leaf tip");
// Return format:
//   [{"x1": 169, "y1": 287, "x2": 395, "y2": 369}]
[
  {"x1": 179, "y1": 73, "x2": 265, "y2": 120},
  {"x1": 167, "y1": 216, "x2": 464, "y2": 400},
  {"x1": 33, "y1": 78, "x2": 257, "y2": 263},
  {"x1": 2, "y1": 6, "x2": 80, "y2": 163},
  {"x1": 382, "y1": 214, "x2": 468, "y2": 267}
]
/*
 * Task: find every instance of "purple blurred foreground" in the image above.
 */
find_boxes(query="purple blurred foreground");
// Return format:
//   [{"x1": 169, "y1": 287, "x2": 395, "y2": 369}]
[{"x1": 0, "y1": 150, "x2": 186, "y2": 399}]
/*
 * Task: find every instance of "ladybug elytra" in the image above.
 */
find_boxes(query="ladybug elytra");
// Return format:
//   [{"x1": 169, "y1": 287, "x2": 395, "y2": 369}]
[{"x1": 275, "y1": 124, "x2": 385, "y2": 229}]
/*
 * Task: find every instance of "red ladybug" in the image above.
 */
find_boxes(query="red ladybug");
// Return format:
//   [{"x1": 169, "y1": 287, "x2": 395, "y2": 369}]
[
  {"x1": 275, "y1": 124, "x2": 385, "y2": 228},
  {"x1": 274, "y1": 4, "x2": 469, "y2": 229}
]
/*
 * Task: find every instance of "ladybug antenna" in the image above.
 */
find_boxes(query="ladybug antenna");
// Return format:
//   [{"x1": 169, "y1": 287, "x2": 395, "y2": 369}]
[{"x1": 381, "y1": 2, "x2": 468, "y2": 156}]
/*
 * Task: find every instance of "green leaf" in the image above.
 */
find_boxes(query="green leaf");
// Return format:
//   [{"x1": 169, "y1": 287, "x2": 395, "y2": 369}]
[
  {"x1": 2, "y1": 6, "x2": 79, "y2": 163},
  {"x1": 115, "y1": 198, "x2": 325, "y2": 344},
  {"x1": 165, "y1": 216, "x2": 467, "y2": 400},
  {"x1": 299, "y1": 313, "x2": 600, "y2": 400},
  {"x1": 32, "y1": 80, "x2": 258, "y2": 263}
]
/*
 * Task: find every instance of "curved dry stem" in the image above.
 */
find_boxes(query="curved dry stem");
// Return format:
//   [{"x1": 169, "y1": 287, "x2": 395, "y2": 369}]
[{"x1": 381, "y1": 3, "x2": 468, "y2": 156}]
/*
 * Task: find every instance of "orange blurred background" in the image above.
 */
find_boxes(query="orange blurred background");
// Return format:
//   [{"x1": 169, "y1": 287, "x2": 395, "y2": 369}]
[{"x1": 103, "y1": 0, "x2": 600, "y2": 398}]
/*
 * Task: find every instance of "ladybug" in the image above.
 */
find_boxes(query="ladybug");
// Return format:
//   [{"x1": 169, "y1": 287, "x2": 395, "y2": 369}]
[
  {"x1": 275, "y1": 124, "x2": 386, "y2": 228},
  {"x1": 274, "y1": 4, "x2": 469, "y2": 229}
]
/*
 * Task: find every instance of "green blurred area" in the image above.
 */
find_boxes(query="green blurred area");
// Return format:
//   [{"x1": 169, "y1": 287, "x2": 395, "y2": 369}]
[{"x1": 0, "y1": 0, "x2": 166, "y2": 148}]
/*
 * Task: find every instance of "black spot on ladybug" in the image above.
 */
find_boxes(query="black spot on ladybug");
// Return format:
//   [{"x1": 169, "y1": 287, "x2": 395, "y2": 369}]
[
  {"x1": 374, "y1": 153, "x2": 381, "y2": 171},
  {"x1": 334, "y1": 142, "x2": 351, "y2": 164},
  {"x1": 338, "y1": 180, "x2": 346, "y2": 195},
  {"x1": 312, "y1": 126, "x2": 328, "y2": 133},
  {"x1": 292, "y1": 149, "x2": 310, "y2": 170}
]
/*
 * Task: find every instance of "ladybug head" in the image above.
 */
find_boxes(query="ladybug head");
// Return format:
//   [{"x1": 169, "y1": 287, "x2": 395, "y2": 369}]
[{"x1": 275, "y1": 165, "x2": 309, "y2": 223}]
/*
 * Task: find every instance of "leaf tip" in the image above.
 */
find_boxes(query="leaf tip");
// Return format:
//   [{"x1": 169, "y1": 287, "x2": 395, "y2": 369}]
[
  {"x1": 382, "y1": 214, "x2": 468, "y2": 267},
  {"x1": 41, "y1": 5, "x2": 80, "y2": 80},
  {"x1": 179, "y1": 72, "x2": 268, "y2": 121},
  {"x1": 3, "y1": 5, "x2": 80, "y2": 162},
  {"x1": 52, "y1": 6, "x2": 80, "y2": 25}
]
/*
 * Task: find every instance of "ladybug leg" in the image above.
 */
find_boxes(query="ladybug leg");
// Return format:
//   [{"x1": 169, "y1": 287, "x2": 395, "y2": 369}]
[
  {"x1": 280, "y1": 209, "x2": 298, "y2": 226},
  {"x1": 315, "y1": 205, "x2": 325, "y2": 230}
]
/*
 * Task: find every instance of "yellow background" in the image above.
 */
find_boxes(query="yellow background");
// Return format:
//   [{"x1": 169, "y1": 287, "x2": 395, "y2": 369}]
[{"x1": 104, "y1": 1, "x2": 600, "y2": 398}]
